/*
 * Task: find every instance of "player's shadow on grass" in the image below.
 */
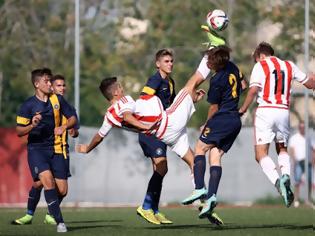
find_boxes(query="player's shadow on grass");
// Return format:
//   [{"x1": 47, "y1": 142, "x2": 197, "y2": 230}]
[
  {"x1": 209, "y1": 223, "x2": 313, "y2": 231},
  {"x1": 146, "y1": 223, "x2": 313, "y2": 231},
  {"x1": 67, "y1": 219, "x2": 122, "y2": 224},
  {"x1": 67, "y1": 224, "x2": 123, "y2": 232},
  {"x1": 144, "y1": 224, "x2": 209, "y2": 230}
]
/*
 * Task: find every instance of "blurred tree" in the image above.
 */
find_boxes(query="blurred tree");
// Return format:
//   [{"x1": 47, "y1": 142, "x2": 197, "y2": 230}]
[
  {"x1": 0, "y1": 0, "x2": 312, "y2": 128},
  {"x1": 0, "y1": 0, "x2": 75, "y2": 126}
]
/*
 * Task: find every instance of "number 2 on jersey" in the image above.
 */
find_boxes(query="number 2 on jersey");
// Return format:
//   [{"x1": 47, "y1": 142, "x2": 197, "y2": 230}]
[{"x1": 228, "y1": 74, "x2": 238, "y2": 98}]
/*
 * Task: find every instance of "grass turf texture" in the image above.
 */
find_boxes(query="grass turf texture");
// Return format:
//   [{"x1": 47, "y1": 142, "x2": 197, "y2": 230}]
[{"x1": 0, "y1": 206, "x2": 313, "y2": 236}]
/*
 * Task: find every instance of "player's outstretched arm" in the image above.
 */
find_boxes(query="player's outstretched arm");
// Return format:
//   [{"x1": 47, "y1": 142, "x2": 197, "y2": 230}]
[
  {"x1": 239, "y1": 86, "x2": 259, "y2": 115},
  {"x1": 76, "y1": 133, "x2": 104, "y2": 154},
  {"x1": 303, "y1": 74, "x2": 315, "y2": 89}
]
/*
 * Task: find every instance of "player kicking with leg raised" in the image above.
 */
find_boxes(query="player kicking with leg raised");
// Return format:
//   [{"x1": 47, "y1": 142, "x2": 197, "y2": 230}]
[{"x1": 76, "y1": 73, "x2": 229, "y2": 222}]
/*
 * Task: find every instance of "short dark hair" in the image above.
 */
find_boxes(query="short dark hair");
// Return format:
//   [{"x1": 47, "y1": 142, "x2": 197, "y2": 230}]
[
  {"x1": 155, "y1": 48, "x2": 173, "y2": 61},
  {"x1": 206, "y1": 46, "x2": 231, "y2": 71},
  {"x1": 51, "y1": 74, "x2": 65, "y2": 84},
  {"x1": 31, "y1": 67, "x2": 52, "y2": 86},
  {"x1": 99, "y1": 77, "x2": 118, "y2": 101},
  {"x1": 253, "y1": 42, "x2": 274, "y2": 62},
  {"x1": 42, "y1": 67, "x2": 52, "y2": 77}
]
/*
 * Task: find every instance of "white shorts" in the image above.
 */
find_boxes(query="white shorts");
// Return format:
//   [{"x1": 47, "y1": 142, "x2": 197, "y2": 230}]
[
  {"x1": 160, "y1": 89, "x2": 195, "y2": 157},
  {"x1": 254, "y1": 107, "x2": 290, "y2": 145}
]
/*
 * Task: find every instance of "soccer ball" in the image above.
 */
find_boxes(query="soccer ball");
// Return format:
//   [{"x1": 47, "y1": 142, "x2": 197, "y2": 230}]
[{"x1": 206, "y1": 9, "x2": 229, "y2": 31}]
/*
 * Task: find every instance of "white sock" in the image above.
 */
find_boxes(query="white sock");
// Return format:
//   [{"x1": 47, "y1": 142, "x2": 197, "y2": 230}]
[
  {"x1": 259, "y1": 156, "x2": 279, "y2": 185},
  {"x1": 278, "y1": 152, "x2": 291, "y2": 176}
]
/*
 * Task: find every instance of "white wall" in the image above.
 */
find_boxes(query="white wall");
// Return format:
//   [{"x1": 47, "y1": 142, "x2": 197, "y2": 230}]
[{"x1": 64, "y1": 126, "x2": 284, "y2": 206}]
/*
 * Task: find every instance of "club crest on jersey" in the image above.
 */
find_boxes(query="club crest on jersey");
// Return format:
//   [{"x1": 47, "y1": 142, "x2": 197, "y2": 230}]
[
  {"x1": 203, "y1": 127, "x2": 211, "y2": 137},
  {"x1": 156, "y1": 148, "x2": 163, "y2": 156}
]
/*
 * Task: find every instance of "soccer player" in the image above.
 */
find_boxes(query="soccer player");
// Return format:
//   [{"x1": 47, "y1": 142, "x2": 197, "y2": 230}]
[
  {"x1": 12, "y1": 74, "x2": 80, "y2": 226},
  {"x1": 76, "y1": 76, "x2": 204, "y2": 160},
  {"x1": 75, "y1": 77, "x2": 206, "y2": 219},
  {"x1": 181, "y1": 46, "x2": 244, "y2": 218},
  {"x1": 14, "y1": 68, "x2": 77, "y2": 233},
  {"x1": 136, "y1": 49, "x2": 178, "y2": 225},
  {"x1": 238, "y1": 42, "x2": 315, "y2": 207}
]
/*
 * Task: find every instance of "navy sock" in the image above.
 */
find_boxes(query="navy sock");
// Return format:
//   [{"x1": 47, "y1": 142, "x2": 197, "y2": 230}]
[
  {"x1": 46, "y1": 193, "x2": 64, "y2": 216},
  {"x1": 44, "y1": 189, "x2": 64, "y2": 223},
  {"x1": 58, "y1": 194, "x2": 65, "y2": 205},
  {"x1": 26, "y1": 187, "x2": 42, "y2": 215},
  {"x1": 207, "y1": 166, "x2": 222, "y2": 198},
  {"x1": 143, "y1": 171, "x2": 163, "y2": 213},
  {"x1": 194, "y1": 155, "x2": 206, "y2": 189}
]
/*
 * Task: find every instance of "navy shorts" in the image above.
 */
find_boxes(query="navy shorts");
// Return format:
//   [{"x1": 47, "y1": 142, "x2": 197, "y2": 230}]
[
  {"x1": 65, "y1": 147, "x2": 71, "y2": 177},
  {"x1": 200, "y1": 112, "x2": 242, "y2": 153},
  {"x1": 64, "y1": 151, "x2": 72, "y2": 178},
  {"x1": 138, "y1": 133, "x2": 167, "y2": 158},
  {"x1": 27, "y1": 147, "x2": 69, "y2": 181}
]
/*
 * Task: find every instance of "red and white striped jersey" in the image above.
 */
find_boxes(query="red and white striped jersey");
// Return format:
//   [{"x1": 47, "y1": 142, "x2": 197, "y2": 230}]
[
  {"x1": 134, "y1": 95, "x2": 164, "y2": 136},
  {"x1": 98, "y1": 96, "x2": 136, "y2": 137},
  {"x1": 250, "y1": 56, "x2": 308, "y2": 108},
  {"x1": 98, "y1": 95, "x2": 165, "y2": 138}
]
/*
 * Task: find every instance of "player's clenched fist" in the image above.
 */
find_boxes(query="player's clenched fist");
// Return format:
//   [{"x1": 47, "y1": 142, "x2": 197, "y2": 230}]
[{"x1": 32, "y1": 112, "x2": 42, "y2": 127}]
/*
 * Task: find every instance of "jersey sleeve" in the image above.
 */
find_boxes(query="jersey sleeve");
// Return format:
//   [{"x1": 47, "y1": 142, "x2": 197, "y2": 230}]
[
  {"x1": 197, "y1": 54, "x2": 211, "y2": 79},
  {"x1": 141, "y1": 75, "x2": 162, "y2": 95},
  {"x1": 72, "y1": 106, "x2": 80, "y2": 130},
  {"x1": 290, "y1": 61, "x2": 308, "y2": 84},
  {"x1": 58, "y1": 95, "x2": 76, "y2": 118},
  {"x1": 98, "y1": 116, "x2": 113, "y2": 137},
  {"x1": 16, "y1": 102, "x2": 32, "y2": 126},
  {"x1": 249, "y1": 63, "x2": 265, "y2": 88},
  {"x1": 119, "y1": 96, "x2": 136, "y2": 114},
  {"x1": 207, "y1": 80, "x2": 222, "y2": 104}
]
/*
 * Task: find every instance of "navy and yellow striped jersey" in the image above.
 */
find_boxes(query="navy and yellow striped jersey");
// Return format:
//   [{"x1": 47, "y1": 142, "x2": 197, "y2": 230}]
[
  {"x1": 140, "y1": 71, "x2": 175, "y2": 109},
  {"x1": 16, "y1": 94, "x2": 75, "y2": 154},
  {"x1": 207, "y1": 61, "x2": 243, "y2": 113}
]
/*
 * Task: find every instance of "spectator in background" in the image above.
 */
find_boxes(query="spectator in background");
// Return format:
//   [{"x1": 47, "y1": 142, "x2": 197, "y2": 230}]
[{"x1": 288, "y1": 121, "x2": 315, "y2": 207}]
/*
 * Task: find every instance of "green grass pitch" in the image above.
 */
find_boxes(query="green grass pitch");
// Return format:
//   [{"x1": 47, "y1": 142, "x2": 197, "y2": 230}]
[{"x1": 0, "y1": 206, "x2": 313, "y2": 236}]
